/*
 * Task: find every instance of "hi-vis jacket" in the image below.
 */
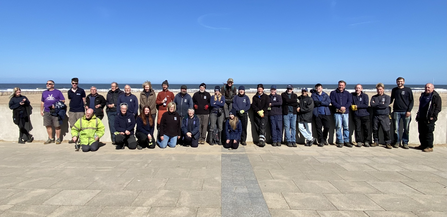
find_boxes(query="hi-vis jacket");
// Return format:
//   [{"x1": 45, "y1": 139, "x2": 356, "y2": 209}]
[{"x1": 71, "y1": 115, "x2": 105, "y2": 145}]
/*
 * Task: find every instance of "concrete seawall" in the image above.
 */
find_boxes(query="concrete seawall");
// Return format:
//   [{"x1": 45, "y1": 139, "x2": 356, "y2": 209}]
[{"x1": 0, "y1": 105, "x2": 445, "y2": 145}]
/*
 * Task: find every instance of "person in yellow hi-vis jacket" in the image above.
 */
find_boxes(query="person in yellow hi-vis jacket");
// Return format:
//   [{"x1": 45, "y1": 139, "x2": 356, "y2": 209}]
[{"x1": 71, "y1": 108, "x2": 105, "y2": 152}]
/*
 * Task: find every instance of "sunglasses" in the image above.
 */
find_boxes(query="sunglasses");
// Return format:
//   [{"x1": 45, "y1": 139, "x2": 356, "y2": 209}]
[
  {"x1": 72, "y1": 82, "x2": 78, "y2": 85},
  {"x1": 46, "y1": 83, "x2": 54, "y2": 85}
]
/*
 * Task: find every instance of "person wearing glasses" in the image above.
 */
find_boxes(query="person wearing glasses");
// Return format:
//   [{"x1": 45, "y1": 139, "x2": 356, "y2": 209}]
[
  {"x1": 41, "y1": 80, "x2": 65, "y2": 144},
  {"x1": 67, "y1": 78, "x2": 86, "y2": 143},
  {"x1": 114, "y1": 103, "x2": 137, "y2": 150}
]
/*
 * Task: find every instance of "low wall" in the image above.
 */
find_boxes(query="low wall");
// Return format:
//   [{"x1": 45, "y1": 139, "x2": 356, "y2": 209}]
[{"x1": 0, "y1": 105, "x2": 445, "y2": 145}]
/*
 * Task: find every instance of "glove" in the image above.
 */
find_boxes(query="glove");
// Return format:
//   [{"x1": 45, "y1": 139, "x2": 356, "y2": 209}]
[
  {"x1": 194, "y1": 105, "x2": 198, "y2": 110},
  {"x1": 314, "y1": 101, "x2": 321, "y2": 107},
  {"x1": 204, "y1": 105, "x2": 209, "y2": 110},
  {"x1": 240, "y1": 110, "x2": 245, "y2": 114},
  {"x1": 257, "y1": 110, "x2": 264, "y2": 117}
]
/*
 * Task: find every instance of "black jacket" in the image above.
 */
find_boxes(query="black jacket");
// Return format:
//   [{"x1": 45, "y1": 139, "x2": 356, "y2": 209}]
[
  {"x1": 351, "y1": 92, "x2": 370, "y2": 117},
  {"x1": 269, "y1": 93, "x2": 282, "y2": 116},
  {"x1": 159, "y1": 111, "x2": 181, "y2": 137},
  {"x1": 391, "y1": 86, "x2": 414, "y2": 112},
  {"x1": 281, "y1": 91, "x2": 298, "y2": 115},
  {"x1": 85, "y1": 94, "x2": 106, "y2": 119},
  {"x1": 297, "y1": 95, "x2": 314, "y2": 123},
  {"x1": 193, "y1": 91, "x2": 211, "y2": 115},
  {"x1": 182, "y1": 115, "x2": 200, "y2": 139},
  {"x1": 416, "y1": 90, "x2": 442, "y2": 123},
  {"x1": 251, "y1": 92, "x2": 270, "y2": 117},
  {"x1": 370, "y1": 94, "x2": 391, "y2": 116},
  {"x1": 106, "y1": 88, "x2": 124, "y2": 112},
  {"x1": 115, "y1": 111, "x2": 136, "y2": 135}
]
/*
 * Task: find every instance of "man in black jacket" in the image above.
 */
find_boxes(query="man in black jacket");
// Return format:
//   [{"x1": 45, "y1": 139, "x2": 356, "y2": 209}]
[
  {"x1": 416, "y1": 83, "x2": 442, "y2": 152},
  {"x1": 297, "y1": 88, "x2": 314, "y2": 146},
  {"x1": 106, "y1": 82, "x2": 123, "y2": 143},
  {"x1": 193, "y1": 83, "x2": 211, "y2": 144},
  {"x1": 282, "y1": 85, "x2": 298, "y2": 147},
  {"x1": 114, "y1": 103, "x2": 137, "y2": 150},
  {"x1": 391, "y1": 77, "x2": 414, "y2": 149},
  {"x1": 251, "y1": 84, "x2": 270, "y2": 147},
  {"x1": 351, "y1": 84, "x2": 371, "y2": 147},
  {"x1": 85, "y1": 86, "x2": 106, "y2": 120}
]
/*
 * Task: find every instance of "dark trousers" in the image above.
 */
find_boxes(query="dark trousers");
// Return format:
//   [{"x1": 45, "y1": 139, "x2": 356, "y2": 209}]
[
  {"x1": 224, "y1": 140, "x2": 239, "y2": 149},
  {"x1": 354, "y1": 115, "x2": 371, "y2": 143},
  {"x1": 135, "y1": 132, "x2": 155, "y2": 149},
  {"x1": 270, "y1": 115, "x2": 282, "y2": 143},
  {"x1": 373, "y1": 115, "x2": 391, "y2": 144},
  {"x1": 183, "y1": 135, "x2": 199, "y2": 148},
  {"x1": 254, "y1": 115, "x2": 267, "y2": 137},
  {"x1": 236, "y1": 113, "x2": 248, "y2": 142},
  {"x1": 314, "y1": 115, "x2": 330, "y2": 143},
  {"x1": 19, "y1": 127, "x2": 31, "y2": 141},
  {"x1": 418, "y1": 120, "x2": 435, "y2": 149},
  {"x1": 115, "y1": 134, "x2": 137, "y2": 149},
  {"x1": 81, "y1": 141, "x2": 99, "y2": 152}
]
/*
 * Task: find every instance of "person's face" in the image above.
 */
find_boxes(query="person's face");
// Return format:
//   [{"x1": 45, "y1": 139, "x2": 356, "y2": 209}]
[
  {"x1": 85, "y1": 110, "x2": 93, "y2": 119},
  {"x1": 355, "y1": 85, "x2": 363, "y2": 94},
  {"x1": 271, "y1": 89, "x2": 276, "y2": 95},
  {"x1": 111, "y1": 83, "x2": 117, "y2": 91},
  {"x1": 15, "y1": 90, "x2": 21, "y2": 97},
  {"x1": 181, "y1": 88, "x2": 187, "y2": 94},
  {"x1": 120, "y1": 106, "x2": 127, "y2": 115},
  {"x1": 396, "y1": 79, "x2": 405, "y2": 88},
  {"x1": 230, "y1": 114, "x2": 234, "y2": 119},
  {"x1": 228, "y1": 82, "x2": 233, "y2": 87},
  {"x1": 425, "y1": 84, "x2": 434, "y2": 94},
  {"x1": 302, "y1": 91, "x2": 308, "y2": 96},
  {"x1": 377, "y1": 87, "x2": 384, "y2": 95},
  {"x1": 316, "y1": 86, "x2": 323, "y2": 93},
  {"x1": 144, "y1": 85, "x2": 150, "y2": 92},
  {"x1": 338, "y1": 82, "x2": 346, "y2": 91},
  {"x1": 257, "y1": 87, "x2": 263, "y2": 94},
  {"x1": 71, "y1": 81, "x2": 78, "y2": 88},
  {"x1": 239, "y1": 89, "x2": 245, "y2": 95},
  {"x1": 287, "y1": 88, "x2": 293, "y2": 94},
  {"x1": 200, "y1": 86, "x2": 205, "y2": 92},
  {"x1": 46, "y1": 81, "x2": 54, "y2": 89},
  {"x1": 215, "y1": 90, "x2": 220, "y2": 95},
  {"x1": 144, "y1": 107, "x2": 150, "y2": 115},
  {"x1": 169, "y1": 105, "x2": 175, "y2": 113},
  {"x1": 124, "y1": 86, "x2": 131, "y2": 94},
  {"x1": 90, "y1": 88, "x2": 97, "y2": 95},
  {"x1": 188, "y1": 109, "x2": 194, "y2": 117},
  {"x1": 162, "y1": 84, "x2": 168, "y2": 91}
]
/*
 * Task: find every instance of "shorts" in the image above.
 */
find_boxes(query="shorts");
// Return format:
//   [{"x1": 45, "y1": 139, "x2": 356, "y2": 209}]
[
  {"x1": 68, "y1": 111, "x2": 85, "y2": 127},
  {"x1": 43, "y1": 112, "x2": 60, "y2": 127}
]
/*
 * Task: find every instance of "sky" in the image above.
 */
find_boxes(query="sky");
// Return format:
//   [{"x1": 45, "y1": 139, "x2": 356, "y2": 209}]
[{"x1": 0, "y1": 0, "x2": 446, "y2": 85}]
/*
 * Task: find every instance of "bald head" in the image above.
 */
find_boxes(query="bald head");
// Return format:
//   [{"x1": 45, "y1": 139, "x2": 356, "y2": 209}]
[
  {"x1": 425, "y1": 83, "x2": 434, "y2": 94},
  {"x1": 124, "y1": 85, "x2": 131, "y2": 95},
  {"x1": 85, "y1": 108, "x2": 94, "y2": 119}
]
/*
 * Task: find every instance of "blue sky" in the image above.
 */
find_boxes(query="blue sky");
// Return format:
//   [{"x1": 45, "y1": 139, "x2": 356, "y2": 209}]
[{"x1": 0, "y1": 0, "x2": 445, "y2": 84}]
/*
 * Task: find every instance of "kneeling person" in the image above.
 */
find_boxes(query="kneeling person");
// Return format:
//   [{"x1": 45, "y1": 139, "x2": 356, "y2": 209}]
[
  {"x1": 158, "y1": 102, "x2": 182, "y2": 148},
  {"x1": 115, "y1": 103, "x2": 137, "y2": 150},
  {"x1": 136, "y1": 106, "x2": 156, "y2": 149},
  {"x1": 182, "y1": 108, "x2": 200, "y2": 147},
  {"x1": 224, "y1": 109, "x2": 242, "y2": 150},
  {"x1": 71, "y1": 109, "x2": 105, "y2": 152}
]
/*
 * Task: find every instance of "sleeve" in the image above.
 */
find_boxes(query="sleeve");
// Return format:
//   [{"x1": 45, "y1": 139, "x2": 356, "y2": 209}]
[
  {"x1": 188, "y1": 96, "x2": 194, "y2": 109},
  {"x1": 301, "y1": 98, "x2": 314, "y2": 113},
  {"x1": 236, "y1": 121, "x2": 242, "y2": 139},
  {"x1": 106, "y1": 92, "x2": 112, "y2": 105},
  {"x1": 407, "y1": 89, "x2": 414, "y2": 112},
  {"x1": 159, "y1": 113, "x2": 165, "y2": 136},
  {"x1": 225, "y1": 120, "x2": 230, "y2": 139},
  {"x1": 344, "y1": 92, "x2": 352, "y2": 107},
  {"x1": 192, "y1": 93, "x2": 198, "y2": 106},
  {"x1": 356, "y1": 95, "x2": 369, "y2": 109},
  {"x1": 177, "y1": 114, "x2": 182, "y2": 136},
  {"x1": 243, "y1": 96, "x2": 251, "y2": 111},
  {"x1": 81, "y1": 89, "x2": 86, "y2": 98},
  {"x1": 251, "y1": 96, "x2": 260, "y2": 112},
  {"x1": 216, "y1": 96, "x2": 225, "y2": 107},
  {"x1": 433, "y1": 95, "x2": 442, "y2": 120},
  {"x1": 390, "y1": 88, "x2": 396, "y2": 104},
  {"x1": 97, "y1": 119, "x2": 105, "y2": 138},
  {"x1": 9, "y1": 98, "x2": 19, "y2": 110},
  {"x1": 126, "y1": 115, "x2": 136, "y2": 132},
  {"x1": 370, "y1": 96, "x2": 378, "y2": 108},
  {"x1": 71, "y1": 119, "x2": 81, "y2": 137},
  {"x1": 270, "y1": 95, "x2": 282, "y2": 107},
  {"x1": 181, "y1": 118, "x2": 187, "y2": 135},
  {"x1": 24, "y1": 96, "x2": 30, "y2": 106},
  {"x1": 192, "y1": 117, "x2": 200, "y2": 136},
  {"x1": 99, "y1": 95, "x2": 106, "y2": 108},
  {"x1": 136, "y1": 117, "x2": 150, "y2": 135},
  {"x1": 330, "y1": 92, "x2": 341, "y2": 109},
  {"x1": 321, "y1": 94, "x2": 331, "y2": 107},
  {"x1": 206, "y1": 93, "x2": 211, "y2": 107},
  {"x1": 115, "y1": 116, "x2": 124, "y2": 132},
  {"x1": 232, "y1": 97, "x2": 240, "y2": 111},
  {"x1": 156, "y1": 92, "x2": 164, "y2": 106}
]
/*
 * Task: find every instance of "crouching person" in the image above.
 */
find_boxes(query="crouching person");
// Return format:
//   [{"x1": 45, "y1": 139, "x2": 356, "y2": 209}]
[
  {"x1": 158, "y1": 102, "x2": 181, "y2": 148},
  {"x1": 136, "y1": 106, "x2": 156, "y2": 149},
  {"x1": 115, "y1": 103, "x2": 137, "y2": 150},
  {"x1": 182, "y1": 108, "x2": 200, "y2": 148},
  {"x1": 224, "y1": 109, "x2": 242, "y2": 150},
  {"x1": 71, "y1": 108, "x2": 105, "y2": 152}
]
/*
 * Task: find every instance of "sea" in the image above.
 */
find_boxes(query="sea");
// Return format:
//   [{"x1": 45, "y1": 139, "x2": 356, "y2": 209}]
[{"x1": 1, "y1": 83, "x2": 446, "y2": 94}]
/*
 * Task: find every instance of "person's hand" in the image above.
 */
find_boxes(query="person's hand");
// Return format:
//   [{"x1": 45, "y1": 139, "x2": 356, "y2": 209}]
[
  {"x1": 430, "y1": 117, "x2": 433, "y2": 121},
  {"x1": 41, "y1": 111, "x2": 44, "y2": 116},
  {"x1": 95, "y1": 104, "x2": 100, "y2": 108},
  {"x1": 233, "y1": 140, "x2": 237, "y2": 143},
  {"x1": 269, "y1": 103, "x2": 272, "y2": 106},
  {"x1": 204, "y1": 105, "x2": 209, "y2": 110},
  {"x1": 120, "y1": 132, "x2": 125, "y2": 135},
  {"x1": 19, "y1": 101, "x2": 24, "y2": 105},
  {"x1": 194, "y1": 105, "x2": 198, "y2": 109},
  {"x1": 406, "y1": 112, "x2": 411, "y2": 117},
  {"x1": 297, "y1": 107, "x2": 300, "y2": 112},
  {"x1": 72, "y1": 137, "x2": 77, "y2": 142},
  {"x1": 94, "y1": 136, "x2": 99, "y2": 141},
  {"x1": 340, "y1": 107, "x2": 346, "y2": 113},
  {"x1": 125, "y1": 130, "x2": 130, "y2": 135},
  {"x1": 226, "y1": 139, "x2": 230, "y2": 144},
  {"x1": 148, "y1": 134, "x2": 152, "y2": 140},
  {"x1": 160, "y1": 136, "x2": 164, "y2": 141},
  {"x1": 177, "y1": 136, "x2": 180, "y2": 139},
  {"x1": 187, "y1": 132, "x2": 192, "y2": 137}
]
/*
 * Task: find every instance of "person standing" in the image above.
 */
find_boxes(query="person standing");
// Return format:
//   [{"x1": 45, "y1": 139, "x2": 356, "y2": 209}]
[
  {"x1": 67, "y1": 78, "x2": 86, "y2": 143},
  {"x1": 311, "y1": 83, "x2": 331, "y2": 147},
  {"x1": 281, "y1": 85, "x2": 298, "y2": 147},
  {"x1": 9, "y1": 87, "x2": 34, "y2": 144},
  {"x1": 117, "y1": 85, "x2": 139, "y2": 117},
  {"x1": 71, "y1": 108, "x2": 105, "y2": 152},
  {"x1": 330, "y1": 80, "x2": 352, "y2": 148},
  {"x1": 371, "y1": 83, "x2": 392, "y2": 148},
  {"x1": 221, "y1": 78, "x2": 237, "y2": 119},
  {"x1": 297, "y1": 88, "x2": 314, "y2": 146},
  {"x1": 224, "y1": 109, "x2": 242, "y2": 150},
  {"x1": 269, "y1": 85, "x2": 282, "y2": 146},
  {"x1": 156, "y1": 80, "x2": 174, "y2": 125},
  {"x1": 415, "y1": 83, "x2": 442, "y2": 152},
  {"x1": 193, "y1": 83, "x2": 211, "y2": 144},
  {"x1": 174, "y1": 85, "x2": 193, "y2": 118},
  {"x1": 390, "y1": 77, "x2": 414, "y2": 149},
  {"x1": 115, "y1": 103, "x2": 137, "y2": 150},
  {"x1": 232, "y1": 86, "x2": 251, "y2": 145},
  {"x1": 351, "y1": 84, "x2": 371, "y2": 147},
  {"x1": 181, "y1": 108, "x2": 200, "y2": 148},
  {"x1": 251, "y1": 84, "x2": 270, "y2": 147},
  {"x1": 139, "y1": 81, "x2": 157, "y2": 131},
  {"x1": 158, "y1": 102, "x2": 182, "y2": 148},
  {"x1": 136, "y1": 106, "x2": 156, "y2": 150},
  {"x1": 209, "y1": 86, "x2": 225, "y2": 145},
  {"x1": 106, "y1": 82, "x2": 123, "y2": 144},
  {"x1": 41, "y1": 80, "x2": 65, "y2": 144},
  {"x1": 85, "y1": 86, "x2": 106, "y2": 120}
]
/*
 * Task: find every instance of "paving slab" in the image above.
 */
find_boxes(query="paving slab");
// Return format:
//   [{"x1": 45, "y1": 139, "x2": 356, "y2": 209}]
[
  {"x1": 282, "y1": 193, "x2": 337, "y2": 210},
  {"x1": 131, "y1": 190, "x2": 180, "y2": 207},
  {"x1": 47, "y1": 206, "x2": 103, "y2": 217},
  {"x1": 0, "y1": 205, "x2": 58, "y2": 217},
  {"x1": 43, "y1": 190, "x2": 100, "y2": 206},
  {"x1": 325, "y1": 193, "x2": 383, "y2": 211},
  {"x1": 97, "y1": 206, "x2": 151, "y2": 217},
  {"x1": 317, "y1": 210, "x2": 369, "y2": 217},
  {"x1": 85, "y1": 190, "x2": 140, "y2": 207}
]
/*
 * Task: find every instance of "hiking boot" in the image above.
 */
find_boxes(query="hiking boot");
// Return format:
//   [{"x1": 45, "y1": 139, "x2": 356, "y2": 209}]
[
  {"x1": 318, "y1": 141, "x2": 324, "y2": 147},
  {"x1": 137, "y1": 145, "x2": 143, "y2": 150},
  {"x1": 287, "y1": 142, "x2": 292, "y2": 147},
  {"x1": 344, "y1": 142, "x2": 352, "y2": 148},
  {"x1": 292, "y1": 142, "x2": 297, "y2": 147},
  {"x1": 392, "y1": 143, "x2": 399, "y2": 148},
  {"x1": 55, "y1": 139, "x2": 61, "y2": 144},
  {"x1": 44, "y1": 138, "x2": 54, "y2": 144},
  {"x1": 116, "y1": 145, "x2": 124, "y2": 150},
  {"x1": 356, "y1": 142, "x2": 363, "y2": 147},
  {"x1": 324, "y1": 140, "x2": 329, "y2": 146},
  {"x1": 306, "y1": 139, "x2": 314, "y2": 147},
  {"x1": 18, "y1": 138, "x2": 25, "y2": 144},
  {"x1": 386, "y1": 144, "x2": 393, "y2": 149},
  {"x1": 364, "y1": 142, "x2": 370, "y2": 147},
  {"x1": 74, "y1": 144, "x2": 80, "y2": 151},
  {"x1": 27, "y1": 136, "x2": 34, "y2": 143},
  {"x1": 371, "y1": 142, "x2": 379, "y2": 147},
  {"x1": 423, "y1": 147, "x2": 433, "y2": 152},
  {"x1": 336, "y1": 143, "x2": 343, "y2": 148},
  {"x1": 241, "y1": 141, "x2": 247, "y2": 146},
  {"x1": 402, "y1": 144, "x2": 409, "y2": 149}
]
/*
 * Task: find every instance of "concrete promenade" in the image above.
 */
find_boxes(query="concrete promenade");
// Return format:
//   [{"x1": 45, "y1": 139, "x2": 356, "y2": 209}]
[{"x1": 0, "y1": 141, "x2": 446, "y2": 217}]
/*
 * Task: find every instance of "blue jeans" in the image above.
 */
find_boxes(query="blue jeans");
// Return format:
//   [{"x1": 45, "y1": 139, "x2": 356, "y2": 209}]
[
  {"x1": 158, "y1": 135, "x2": 177, "y2": 148},
  {"x1": 298, "y1": 122, "x2": 313, "y2": 141},
  {"x1": 270, "y1": 115, "x2": 283, "y2": 143},
  {"x1": 283, "y1": 114, "x2": 297, "y2": 142},
  {"x1": 107, "y1": 111, "x2": 117, "y2": 143},
  {"x1": 334, "y1": 113, "x2": 349, "y2": 143},
  {"x1": 393, "y1": 112, "x2": 411, "y2": 145}
]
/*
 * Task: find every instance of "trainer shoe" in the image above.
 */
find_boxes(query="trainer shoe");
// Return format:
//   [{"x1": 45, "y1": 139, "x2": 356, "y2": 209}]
[
  {"x1": 364, "y1": 142, "x2": 370, "y2": 147},
  {"x1": 371, "y1": 142, "x2": 379, "y2": 147},
  {"x1": 27, "y1": 136, "x2": 34, "y2": 143},
  {"x1": 386, "y1": 144, "x2": 393, "y2": 149},
  {"x1": 356, "y1": 142, "x2": 363, "y2": 147},
  {"x1": 336, "y1": 143, "x2": 343, "y2": 148},
  {"x1": 292, "y1": 142, "x2": 297, "y2": 147},
  {"x1": 137, "y1": 145, "x2": 143, "y2": 150},
  {"x1": 44, "y1": 138, "x2": 54, "y2": 144},
  {"x1": 392, "y1": 143, "x2": 399, "y2": 148},
  {"x1": 74, "y1": 144, "x2": 80, "y2": 151},
  {"x1": 318, "y1": 141, "x2": 324, "y2": 147},
  {"x1": 402, "y1": 144, "x2": 409, "y2": 149},
  {"x1": 423, "y1": 147, "x2": 433, "y2": 152},
  {"x1": 276, "y1": 142, "x2": 281, "y2": 147},
  {"x1": 287, "y1": 142, "x2": 292, "y2": 147},
  {"x1": 344, "y1": 142, "x2": 352, "y2": 148},
  {"x1": 324, "y1": 140, "x2": 329, "y2": 146},
  {"x1": 241, "y1": 141, "x2": 247, "y2": 146},
  {"x1": 55, "y1": 139, "x2": 61, "y2": 144},
  {"x1": 306, "y1": 139, "x2": 313, "y2": 147}
]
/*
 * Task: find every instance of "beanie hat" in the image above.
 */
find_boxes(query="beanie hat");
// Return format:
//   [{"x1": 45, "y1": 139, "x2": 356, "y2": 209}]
[
  {"x1": 200, "y1": 83, "x2": 206, "y2": 88},
  {"x1": 238, "y1": 86, "x2": 245, "y2": 91},
  {"x1": 270, "y1": 85, "x2": 277, "y2": 90},
  {"x1": 257, "y1": 84, "x2": 264, "y2": 89},
  {"x1": 287, "y1": 84, "x2": 293, "y2": 89},
  {"x1": 162, "y1": 80, "x2": 169, "y2": 87},
  {"x1": 181, "y1": 85, "x2": 187, "y2": 90},
  {"x1": 214, "y1": 86, "x2": 220, "y2": 92}
]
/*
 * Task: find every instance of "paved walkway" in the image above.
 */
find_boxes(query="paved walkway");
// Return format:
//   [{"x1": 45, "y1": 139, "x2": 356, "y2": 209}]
[{"x1": 0, "y1": 141, "x2": 446, "y2": 217}]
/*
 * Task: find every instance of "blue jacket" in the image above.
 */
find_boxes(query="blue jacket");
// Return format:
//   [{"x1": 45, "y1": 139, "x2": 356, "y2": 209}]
[
  {"x1": 182, "y1": 115, "x2": 200, "y2": 140},
  {"x1": 269, "y1": 93, "x2": 282, "y2": 116},
  {"x1": 117, "y1": 94, "x2": 139, "y2": 116},
  {"x1": 370, "y1": 94, "x2": 391, "y2": 116},
  {"x1": 232, "y1": 94, "x2": 251, "y2": 112},
  {"x1": 330, "y1": 88, "x2": 352, "y2": 114},
  {"x1": 312, "y1": 91, "x2": 331, "y2": 116},
  {"x1": 115, "y1": 111, "x2": 136, "y2": 135},
  {"x1": 174, "y1": 93, "x2": 193, "y2": 118},
  {"x1": 351, "y1": 92, "x2": 370, "y2": 117},
  {"x1": 136, "y1": 116, "x2": 154, "y2": 136},
  {"x1": 225, "y1": 119, "x2": 242, "y2": 140}
]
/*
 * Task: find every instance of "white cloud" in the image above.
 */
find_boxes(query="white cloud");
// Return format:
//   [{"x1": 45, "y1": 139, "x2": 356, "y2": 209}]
[{"x1": 197, "y1": 14, "x2": 230, "y2": 30}]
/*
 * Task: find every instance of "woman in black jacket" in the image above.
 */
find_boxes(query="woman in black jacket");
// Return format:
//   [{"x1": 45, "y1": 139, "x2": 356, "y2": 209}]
[
  {"x1": 158, "y1": 102, "x2": 181, "y2": 148},
  {"x1": 9, "y1": 87, "x2": 33, "y2": 144},
  {"x1": 136, "y1": 106, "x2": 155, "y2": 149}
]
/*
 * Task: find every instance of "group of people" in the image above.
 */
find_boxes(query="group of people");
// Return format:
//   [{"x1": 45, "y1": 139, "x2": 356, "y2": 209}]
[{"x1": 9, "y1": 77, "x2": 442, "y2": 153}]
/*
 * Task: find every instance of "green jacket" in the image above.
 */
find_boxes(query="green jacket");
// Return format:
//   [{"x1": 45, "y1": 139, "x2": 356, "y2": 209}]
[{"x1": 71, "y1": 115, "x2": 105, "y2": 145}]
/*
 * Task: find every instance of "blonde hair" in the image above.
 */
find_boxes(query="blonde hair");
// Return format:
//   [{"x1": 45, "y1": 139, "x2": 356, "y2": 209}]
[
  {"x1": 376, "y1": 83, "x2": 385, "y2": 89},
  {"x1": 229, "y1": 116, "x2": 239, "y2": 130},
  {"x1": 167, "y1": 101, "x2": 176, "y2": 111},
  {"x1": 214, "y1": 92, "x2": 222, "y2": 101},
  {"x1": 142, "y1": 81, "x2": 152, "y2": 90},
  {"x1": 9, "y1": 87, "x2": 21, "y2": 99}
]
